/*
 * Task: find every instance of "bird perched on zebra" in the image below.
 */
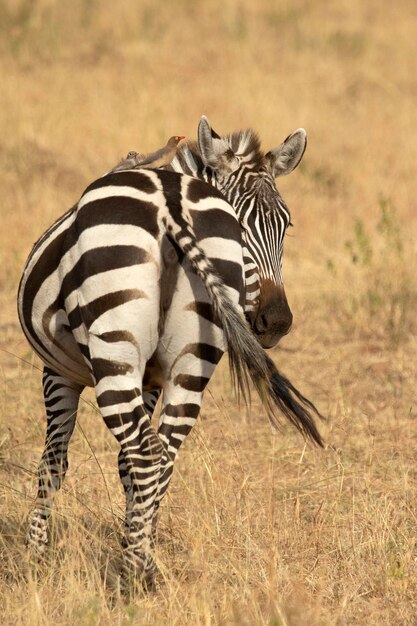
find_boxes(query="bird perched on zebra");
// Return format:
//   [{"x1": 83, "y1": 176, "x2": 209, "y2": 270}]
[
  {"x1": 111, "y1": 135, "x2": 185, "y2": 172},
  {"x1": 18, "y1": 115, "x2": 322, "y2": 591}
]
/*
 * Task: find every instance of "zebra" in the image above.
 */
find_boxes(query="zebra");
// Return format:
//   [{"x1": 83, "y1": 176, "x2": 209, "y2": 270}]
[{"x1": 17, "y1": 116, "x2": 322, "y2": 589}]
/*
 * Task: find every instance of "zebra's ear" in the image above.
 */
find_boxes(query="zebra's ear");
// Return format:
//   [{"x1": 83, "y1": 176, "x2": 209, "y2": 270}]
[
  {"x1": 198, "y1": 116, "x2": 240, "y2": 175},
  {"x1": 266, "y1": 128, "x2": 307, "y2": 177}
]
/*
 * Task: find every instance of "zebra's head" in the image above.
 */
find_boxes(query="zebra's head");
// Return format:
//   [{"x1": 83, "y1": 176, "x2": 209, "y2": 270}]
[{"x1": 197, "y1": 116, "x2": 307, "y2": 349}]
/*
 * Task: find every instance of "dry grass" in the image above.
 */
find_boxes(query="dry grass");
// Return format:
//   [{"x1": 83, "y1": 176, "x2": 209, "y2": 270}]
[{"x1": 1, "y1": 0, "x2": 417, "y2": 624}]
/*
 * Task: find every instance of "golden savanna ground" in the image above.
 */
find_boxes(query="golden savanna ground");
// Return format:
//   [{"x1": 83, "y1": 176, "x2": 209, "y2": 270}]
[{"x1": 1, "y1": 1, "x2": 416, "y2": 624}]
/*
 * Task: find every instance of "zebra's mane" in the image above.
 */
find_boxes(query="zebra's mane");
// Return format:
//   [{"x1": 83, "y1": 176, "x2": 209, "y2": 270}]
[
  {"x1": 171, "y1": 128, "x2": 265, "y2": 175},
  {"x1": 226, "y1": 129, "x2": 264, "y2": 165}
]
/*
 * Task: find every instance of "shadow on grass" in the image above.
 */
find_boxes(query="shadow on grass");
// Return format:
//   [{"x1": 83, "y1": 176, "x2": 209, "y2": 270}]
[{"x1": 0, "y1": 513, "x2": 128, "y2": 598}]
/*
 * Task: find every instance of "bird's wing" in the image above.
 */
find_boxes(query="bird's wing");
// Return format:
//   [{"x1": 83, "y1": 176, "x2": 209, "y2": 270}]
[{"x1": 135, "y1": 147, "x2": 166, "y2": 166}]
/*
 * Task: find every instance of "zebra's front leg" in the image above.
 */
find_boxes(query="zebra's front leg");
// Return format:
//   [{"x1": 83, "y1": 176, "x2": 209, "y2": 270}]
[{"x1": 27, "y1": 367, "x2": 83, "y2": 556}]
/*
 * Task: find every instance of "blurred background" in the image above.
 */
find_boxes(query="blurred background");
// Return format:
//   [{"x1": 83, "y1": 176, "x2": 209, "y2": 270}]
[{"x1": 1, "y1": 1, "x2": 416, "y2": 624}]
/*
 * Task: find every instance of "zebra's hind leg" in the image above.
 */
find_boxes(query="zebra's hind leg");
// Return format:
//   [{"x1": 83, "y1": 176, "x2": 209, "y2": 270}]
[
  {"x1": 27, "y1": 366, "x2": 83, "y2": 556},
  {"x1": 118, "y1": 390, "x2": 161, "y2": 545},
  {"x1": 96, "y1": 377, "x2": 163, "y2": 590},
  {"x1": 143, "y1": 390, "x2": 161, "y2": 419},
  {"x1": 153, "y1": 382, "x2": 205, "y2": 522}
]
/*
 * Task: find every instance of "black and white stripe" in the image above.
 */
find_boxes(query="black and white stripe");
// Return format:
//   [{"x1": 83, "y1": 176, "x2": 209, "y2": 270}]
[{"x1": 18, "y1": 116, "x2": 321, "y2": 588}]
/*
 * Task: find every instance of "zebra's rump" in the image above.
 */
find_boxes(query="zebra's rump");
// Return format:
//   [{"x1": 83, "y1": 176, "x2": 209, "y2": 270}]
[
  {"x1": 18, "y1": 173, "x2": 166, "y2": 386},
  {"x1": 18, "y1": 167, "x2": 249, "y2": 398}
]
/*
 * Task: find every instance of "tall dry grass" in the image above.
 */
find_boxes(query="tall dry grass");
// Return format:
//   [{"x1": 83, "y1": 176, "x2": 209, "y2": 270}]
[{"x1": 1, "y1": 1, "x2": 416, "y2": 624}]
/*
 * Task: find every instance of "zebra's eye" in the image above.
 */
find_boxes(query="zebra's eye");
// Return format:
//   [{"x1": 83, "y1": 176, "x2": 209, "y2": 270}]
[{"x1": 289, "y1": 221, "x2": 294, "y2": 227}]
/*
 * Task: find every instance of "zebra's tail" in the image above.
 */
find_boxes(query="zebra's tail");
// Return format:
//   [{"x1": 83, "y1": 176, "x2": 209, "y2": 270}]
[
  {"x1": 265, "y1": 355, "x2": 323, "y2": 446},
  {"x1": 167, "y1": 216, "x2": 323, "y2": 447}
]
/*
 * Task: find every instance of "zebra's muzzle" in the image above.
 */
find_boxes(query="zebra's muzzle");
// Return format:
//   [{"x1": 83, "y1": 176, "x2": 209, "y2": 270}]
[{"x1": 249, "y1": 280, "x2": 293, "y2": 348}]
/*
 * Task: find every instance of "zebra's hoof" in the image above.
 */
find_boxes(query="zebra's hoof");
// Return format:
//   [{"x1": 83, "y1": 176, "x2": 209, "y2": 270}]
[
  {"x1": 120, "y1": 569, "x2": 157, "y2": 596},
  {"x1": 121, "y1": 549, "x2": 157, "y2": 594}
]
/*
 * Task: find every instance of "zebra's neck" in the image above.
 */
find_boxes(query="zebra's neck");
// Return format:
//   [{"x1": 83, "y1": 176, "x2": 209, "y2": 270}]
[{"x1": 165, "y1": 138, "x2": 263, "y2": 313}]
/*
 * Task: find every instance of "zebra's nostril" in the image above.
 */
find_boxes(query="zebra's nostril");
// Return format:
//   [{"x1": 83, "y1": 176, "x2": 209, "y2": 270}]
[
  {"x1": 255, "y1": 314, "x2": 268, "y2": 333},
  {"x1": 255, "y1": 308, "x2": 292, "y2": 338}
]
